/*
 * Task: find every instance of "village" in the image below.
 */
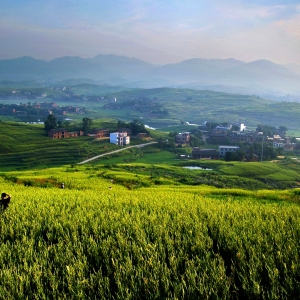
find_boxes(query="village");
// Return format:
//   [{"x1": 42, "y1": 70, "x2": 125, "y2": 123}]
[
  {"x1": 47, "y1": 116, "x2": 300, "y2": 162},
  {"x1": 0, "y1": 101, "x2": 86, "y2": 118}
]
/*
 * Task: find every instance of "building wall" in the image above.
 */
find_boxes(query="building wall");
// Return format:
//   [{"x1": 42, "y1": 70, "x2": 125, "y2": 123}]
[
  {"x1": 110, "y1": 133, "x2": 119, "y2": 145},
  {"x1": 176, "y1": 132, "x2": 190, "y2": 144},
  {"x1": 219, "y1": 146, "x2": 239, "y2": 158},
  {"x1": 110, "y1": 132, "x2": 130, "y2": 145}
]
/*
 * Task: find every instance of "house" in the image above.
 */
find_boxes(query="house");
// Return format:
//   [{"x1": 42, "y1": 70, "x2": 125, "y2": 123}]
[
  {"x1": 92, "y1": 128, "x2": 110, "y2": 138},
  {"x1": 48, "y1": 128, "x2": 69, "y2": 138},
  {"x1": 137, "y1": 133, "x2": 148, "y2": 138},
  {"x1": 284, "y1": 144, "x2": 295, "y2": 151},
  {"x1": 192, "y1": 147, "x2": 219, "y2": 159},
  {"x1": 48, "y1": 128, "x2": 83, "y2": 138},
  {"x1": 209, "y1": 130, "x2": 229, "y2": 144},
  {"x1": 219, "y1": 145, "x2": 240, "y2": 158},
  {"x1": 110, "y1": 132, "x2": 130, "y2": 146},
  {"x1": 273, "y1": 142, "x2": 284, "y2": 148},
  {"x1": 216, "y1": 125, "x2": 232, "y2": 131},
  {"x1": 68, "y1": 131, "x2": 84, "y2": 138},
  {"x1": 176, "y1": 132, "x2": 190, "y2": 145},
  {"x1": 117, "y1": 128, "x2": 132, "y2": 136},
  {"x1": 229, "y1": 131, "x2": 256, "y2": 143}
]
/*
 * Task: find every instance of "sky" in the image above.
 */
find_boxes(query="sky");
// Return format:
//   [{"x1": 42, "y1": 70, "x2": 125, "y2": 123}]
[{"x1": 1, "y1": 0, "x2": 300, "y2": 64}]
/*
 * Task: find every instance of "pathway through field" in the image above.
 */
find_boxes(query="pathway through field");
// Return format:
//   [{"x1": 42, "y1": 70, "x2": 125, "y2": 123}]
[{"x1": 77, "y1": 142, "x2": 157, "y2": 164}]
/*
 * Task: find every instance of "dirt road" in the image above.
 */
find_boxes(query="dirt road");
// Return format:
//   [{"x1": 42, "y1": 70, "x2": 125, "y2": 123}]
[{"x1": 78, "y1": 142, "x2": 158, "y2": 164}]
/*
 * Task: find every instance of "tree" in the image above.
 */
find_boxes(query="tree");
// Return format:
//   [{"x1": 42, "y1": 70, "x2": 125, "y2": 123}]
[
  {"x1": 279, "y1": 126, "x2": 288, "y2": 135},
  {"x1": 169, "y1": 132, "x2": 178, "y2": 139},
  {"x1": 235, "y1": 149, "x2": 246, "y2": 161},
  {"x1": 190, "y1": 134, "x2": 204, "y2": 147},
  {"x1": 82, "y1": 117, "x2": 93, "y2": 132},
  {"x1": 44, "y1": 114, "x2": 57, "y2": 131},
  {"x1": 224, "y1": 152, "x2": 232, "y2": 161},
  {"x1": 248, "y1": 145, "x2": 254, "y2": 161},
  {"x1": 117, "y1": 120, "x2": 126, "y2": 129},
  {"x1": 130, "y1": 119, "x2": 148, "y2": 135}
]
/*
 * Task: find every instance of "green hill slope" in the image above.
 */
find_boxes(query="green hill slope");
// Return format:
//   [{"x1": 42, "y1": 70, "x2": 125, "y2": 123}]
[
  {"x1": 103, "y1": 88, "x2": 300, "y2": 128},
  {"x1": 0, "y1": 122, "x2": 119, "y2": 170},
  {"x1": 0, "y1": 168, "x2": 300, "y2": 298}
]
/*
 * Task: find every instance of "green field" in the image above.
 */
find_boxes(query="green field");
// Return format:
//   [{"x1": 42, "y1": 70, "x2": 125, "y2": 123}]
[
  {"x1": 0, "y1": 122, "x2": 121, "y2": 170},
  {"x1": 0, "y1": 121, "x2": 299, "y2": 191},
  {"x1": 0, "y1": 168, "x2": 300, "y2": 299},
  {"x1": 0, "y1": 118, "x2": 300, "y2": 298}
]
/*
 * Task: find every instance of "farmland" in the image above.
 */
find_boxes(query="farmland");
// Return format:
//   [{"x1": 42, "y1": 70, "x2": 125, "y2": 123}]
[
  {"x1": 0, "y1": 168, "x2": 300, "y2": 299},
  {"x1": 0, "y1": 116, "x2": 300, "y2": 298}
]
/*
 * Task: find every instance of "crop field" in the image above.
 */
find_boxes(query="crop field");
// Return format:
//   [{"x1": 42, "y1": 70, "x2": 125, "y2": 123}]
[
  {"x1": 0, "y1": 168, "x2": 300, "y2": 299},
  {"x1": 0, "y1": 122, "x2": 121, "y2": 170}
]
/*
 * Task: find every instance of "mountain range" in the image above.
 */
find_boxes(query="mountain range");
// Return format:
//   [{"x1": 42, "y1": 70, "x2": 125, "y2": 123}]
[{"x1": 1, "y1": 55, "x2": 300, "y2": 99}]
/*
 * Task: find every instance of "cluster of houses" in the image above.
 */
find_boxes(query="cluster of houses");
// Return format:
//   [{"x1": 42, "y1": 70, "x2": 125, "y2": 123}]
[
  {"x1": 191, "y1": 146, "x2": 244, "y2": 160},
  {"x1": 48, "y1": 127, "x2": 148, "y2": 146},
  {"x1": 32, "y1": 102, "x2": 85, "y2": 116},
  {"x1": 48, "y1": 128, "x2": 84, "y2": 138},
  {"x1": 0, "y1": 101, "x2": 85, "y2": 117},
  {"x1": 176, "y1": 122, "x2": 298, "y2": 160}
]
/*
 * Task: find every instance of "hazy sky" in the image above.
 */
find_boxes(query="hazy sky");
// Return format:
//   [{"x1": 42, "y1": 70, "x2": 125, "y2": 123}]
[{"x1": 1, "y1": 0, "x2": 300, "y2": 64}]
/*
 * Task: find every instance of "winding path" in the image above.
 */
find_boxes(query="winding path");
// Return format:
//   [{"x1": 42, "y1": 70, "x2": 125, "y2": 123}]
[{"x1": 77, "y1": 142, "x2": 158, "y2": 165}]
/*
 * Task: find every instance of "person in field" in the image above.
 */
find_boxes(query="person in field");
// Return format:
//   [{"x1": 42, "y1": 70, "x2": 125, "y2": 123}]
[
  {"x1": 61, "y1": 183, "x2": 65, "y2": 189},
  {"x1": 1, "y1": 193, "x2": 11, "y2": 211}
]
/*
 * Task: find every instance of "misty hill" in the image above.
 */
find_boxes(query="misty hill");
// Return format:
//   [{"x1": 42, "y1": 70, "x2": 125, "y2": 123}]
[
  {"x1": 1, "y1": 55, "x2": 300, "y2": 99},
  {"x1": 0, "y1": 55, "x2": 156, "y2": 82},
  {"x1": 284, "y1": 63, "x2": 300, "y2": 75}
]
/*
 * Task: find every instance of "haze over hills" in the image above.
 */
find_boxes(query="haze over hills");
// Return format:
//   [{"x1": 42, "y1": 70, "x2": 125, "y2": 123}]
[{"x1": 1, "y1": 55, "x2": 300, "y2": 100}]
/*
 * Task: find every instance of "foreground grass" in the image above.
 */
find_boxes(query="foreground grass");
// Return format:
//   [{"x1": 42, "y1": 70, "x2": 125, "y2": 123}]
[{"x1": 0, "y1": 168, "x2": 300, "y2": 299}]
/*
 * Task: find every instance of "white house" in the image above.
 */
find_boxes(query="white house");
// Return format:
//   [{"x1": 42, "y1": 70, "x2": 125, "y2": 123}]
[
  {"x1": 240, "y1": 124, "x2": 246, "y2": 132},
  {"x1": 219, "y1": 145, "x2": 239, "y2": 158},
  {"x1": 110, "y1": 132, "x2": 130, "y2": 146}
]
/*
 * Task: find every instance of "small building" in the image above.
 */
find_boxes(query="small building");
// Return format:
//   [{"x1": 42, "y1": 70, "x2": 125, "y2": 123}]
[
  {"x1": 192, "y1": 147, "x2": 219, "y2": 159},
  {"x1": 48, "y1": 128, "x2": 83, "y2": 138},
  {"x1": 216, "y1": 125, "x2": 232, "y2": 131},
  {"x1": 240, "y1": 123, "x2": 246, "y2": 132},
  {"x1": 219, "y1": 145, "x2": 240, "y2": 158},
  {"x1": 176, "y1": 132, "x2": 190, "y2": 145},
  {"x1": 110, "y1": 132, "x2": 130, "y2": 146},
  {"x1": 273, "y1": 142, "x2": 284, "y2": 148},
  {"x1": 284, "y1": 144, "x2": 295, "y2": 151},
  {"x1": 117, "y1": 128, "x2": 132, "y2": 136},
  {"x1": 137, "y1": 133, "x2": 148, "y2": 138},
  {"x1": 68, "y1": 131, "x2": 84, "y2": 138},
  {"x1": 92, "y1": 128, "x2": 110, "y2": 138},
  {"x1": 209, "y1": 130, "x2": 229, "y2": 144},
  {"x1": 230, "y1": 131, "x2": 256, "y2": 143},
  {"x1": 48, "y1": 128, "x2": 69, "y2": 139}
]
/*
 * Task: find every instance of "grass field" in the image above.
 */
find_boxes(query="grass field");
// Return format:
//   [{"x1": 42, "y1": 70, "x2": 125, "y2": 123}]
[
  {"x1": 0, "y1": 167, "x2": 300, "y2": 299},
  {"x1": 0, "y1": 120, "x2": 299, "y2": 190}
]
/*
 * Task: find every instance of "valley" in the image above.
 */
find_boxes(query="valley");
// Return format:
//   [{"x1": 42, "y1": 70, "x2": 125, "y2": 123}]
[{"x1": 1, "y1": 58, "x2": 300, "y2": 299}]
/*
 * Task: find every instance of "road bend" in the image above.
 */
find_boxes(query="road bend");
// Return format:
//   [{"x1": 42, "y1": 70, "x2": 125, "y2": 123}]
[{"x1": 77, "y1": 142, "x2": 158, "y2": 165}]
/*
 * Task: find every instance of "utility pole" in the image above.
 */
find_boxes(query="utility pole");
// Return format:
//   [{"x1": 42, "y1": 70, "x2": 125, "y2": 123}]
[{"x1": 261, "y1": 136, "x2": 264, "y2": 162}]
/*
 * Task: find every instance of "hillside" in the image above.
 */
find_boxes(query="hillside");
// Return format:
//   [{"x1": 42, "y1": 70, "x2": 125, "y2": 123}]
[
  {"x1": 0, "y1": 122, "x2": 120, "y2": 170},
  {"x1": 0, "y1": 121, "x2": 299, "y2": 190},
  {"x1": 102, "y1": 88, "x2": 300, "y2": 129},
  {"x1": 0, "y1": 167, "x2": 300, "y2": 298}
]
